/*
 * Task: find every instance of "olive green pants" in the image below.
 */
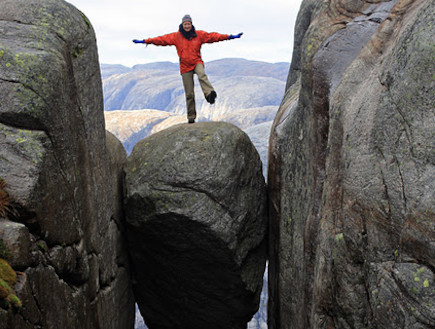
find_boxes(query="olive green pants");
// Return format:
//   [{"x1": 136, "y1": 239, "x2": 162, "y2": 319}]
[{"x1": 181, "y1": 63, "x2": 214, "y2": 120}]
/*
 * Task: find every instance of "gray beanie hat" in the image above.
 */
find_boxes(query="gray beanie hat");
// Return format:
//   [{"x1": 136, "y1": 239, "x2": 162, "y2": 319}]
[{"x1": 182, "y1": 15, "x2": 192, "y2": 23}]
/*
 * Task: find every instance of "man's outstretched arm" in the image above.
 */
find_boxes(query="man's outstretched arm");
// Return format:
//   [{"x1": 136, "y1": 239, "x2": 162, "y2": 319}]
[
  {"x1": 132, "y1": 32, "x2": 178, "y2": 46},
  {"x1": 199, "y1": 31, "x2": 243, "y2": 43}
]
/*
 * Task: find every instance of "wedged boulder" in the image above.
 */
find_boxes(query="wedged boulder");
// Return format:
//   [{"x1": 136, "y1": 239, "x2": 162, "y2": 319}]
[
  {"x1": 269, "y1": 0, "x2": 434, "y2": 328},
  {"x1": 125, "y1": 122, "x2": 268, "y2": 329},
  {"x1": 0, "y1": 0, "x2": 134, "y2": 327}
]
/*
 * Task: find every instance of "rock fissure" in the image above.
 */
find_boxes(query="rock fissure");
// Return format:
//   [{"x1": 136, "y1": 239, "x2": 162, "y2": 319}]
[
  {"x1": 161, "y1": 182, "x2": 232, "y2": 216},
  {"x1": 0, "y1": 77, "x2": 20, "y2": 84},
  {"x1": 28, "y1": 275, "x2": 44, "y2": 322},
  {"x1": 390, "y1": 95, "x2": 414, "y2": 145},
  {"x1": 0, "y1": 19, "x2": 33, "y2": 26},
  {"x1": 362, "y1": 266, "x2": 376, "y2": 325},
  {"x1": 393, "y1": 155, "x2": 408, "y2": 213}
]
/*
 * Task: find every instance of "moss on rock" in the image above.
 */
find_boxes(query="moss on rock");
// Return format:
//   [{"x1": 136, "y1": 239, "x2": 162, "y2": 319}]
[
  {"x1": 0, "y1": 259, "x2": 16, "y2": 287},
  {"x1": 0, "y1": 259, "x2": 21, "y2": 310}
]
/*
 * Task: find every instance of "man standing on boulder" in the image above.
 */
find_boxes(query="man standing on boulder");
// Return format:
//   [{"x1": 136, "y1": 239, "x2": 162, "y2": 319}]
[{"x1": 133, "y1": 15, "x2": 243, "y2": 124}]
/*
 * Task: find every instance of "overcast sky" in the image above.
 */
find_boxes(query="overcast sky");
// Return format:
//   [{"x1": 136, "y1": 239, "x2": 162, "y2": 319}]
[{"x1": 66, "y1": 0, "x2": 303, "y2": 67}]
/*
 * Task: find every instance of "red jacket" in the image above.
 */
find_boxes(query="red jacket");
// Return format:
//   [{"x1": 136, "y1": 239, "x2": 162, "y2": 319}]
[{"x1": 144, "y1": 31, "x2": 229, "y2": 74}]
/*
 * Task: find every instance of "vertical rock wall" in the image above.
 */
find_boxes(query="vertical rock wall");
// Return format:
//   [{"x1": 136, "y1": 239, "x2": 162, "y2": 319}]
[
  {"x1": 269, "y1": 0, "x2": 434, "y2": 328},
  {"x1": 0, "y1": 0, "x2": 134, "y2": 328}
]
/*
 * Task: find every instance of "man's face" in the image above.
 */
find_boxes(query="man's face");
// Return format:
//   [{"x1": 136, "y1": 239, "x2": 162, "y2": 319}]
[{"x1": 182, "y1": 21, "x2": 192, "y2": 32}]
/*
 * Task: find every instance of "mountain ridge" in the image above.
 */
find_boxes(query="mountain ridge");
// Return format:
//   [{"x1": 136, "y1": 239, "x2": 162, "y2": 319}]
[
  {"x1": 102, "y1": 58, "x2": 289, "y2": 179},
  {"x1": 102, "y1": 58, "x2": 290, "y2": 80}
]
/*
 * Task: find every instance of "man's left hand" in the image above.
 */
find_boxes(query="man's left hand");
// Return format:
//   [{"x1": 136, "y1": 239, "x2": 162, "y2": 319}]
[{"x1": 228, "y1": 33, "x2": 243, "y2": 40}]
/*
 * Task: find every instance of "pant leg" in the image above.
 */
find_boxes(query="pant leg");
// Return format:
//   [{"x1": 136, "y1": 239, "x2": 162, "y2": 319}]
[
  {"x1": 181, "y1": 70, "x2": 196, "y2": 120},
  {"x1": 194, "y1": 63, "x2": 214, "y2": 98}
]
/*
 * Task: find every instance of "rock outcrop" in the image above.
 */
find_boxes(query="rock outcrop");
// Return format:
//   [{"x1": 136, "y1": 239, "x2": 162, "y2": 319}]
[
  {"x1": 125, "y1": 122, "x2": 268, "y2": 329},
  {"x1": 0, "y1": 0, "x2": 134, "y2": 328},
  {"x1": 269, "y1": 0, "x2": 434, "y2": 328}
]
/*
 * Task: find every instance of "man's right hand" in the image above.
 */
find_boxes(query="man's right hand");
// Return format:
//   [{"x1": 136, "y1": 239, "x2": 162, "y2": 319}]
[{"x1": 132, "y1": 39, "x2": 145, "y2": 43}]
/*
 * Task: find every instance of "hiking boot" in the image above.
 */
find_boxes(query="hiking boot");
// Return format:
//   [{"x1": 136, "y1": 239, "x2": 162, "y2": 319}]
[
  {"x1": 188, "y1": 118, "x2": 195, "y2": 124},
  {"x1": 206, "y1": 91, "x2": 217, "y2": 104}
]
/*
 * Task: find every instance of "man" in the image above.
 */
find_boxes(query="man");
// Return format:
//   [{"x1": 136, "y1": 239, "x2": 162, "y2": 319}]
[{"x1": 133, "y1": 15, "x2": 243, "y2": 124}]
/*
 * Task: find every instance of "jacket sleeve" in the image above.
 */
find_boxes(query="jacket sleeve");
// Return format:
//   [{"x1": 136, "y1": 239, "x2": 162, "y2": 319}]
[
  {"x1": 144, "y1": 32, "x2": 177, "y2": 46},
  {"x1": 198, "y1": 31, "x2": 229, "y2": 44}
]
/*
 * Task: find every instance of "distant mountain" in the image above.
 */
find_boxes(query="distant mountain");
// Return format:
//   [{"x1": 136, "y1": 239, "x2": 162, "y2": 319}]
[
  {"x1": 100, "y1": 64, "x2": 132, "y2": 79},
  {"x1": 101, "y1": 59, "x2": 289, "y2": 114},
  {"x1": 204, "y1": 58, "x2": 290, "y2": 81},
  {"x1": 101, "y1": 58, "x2": 289, "y2": 80},
  {"x1": 102, "y1": 58, "x2": 289, "y2": 178}
]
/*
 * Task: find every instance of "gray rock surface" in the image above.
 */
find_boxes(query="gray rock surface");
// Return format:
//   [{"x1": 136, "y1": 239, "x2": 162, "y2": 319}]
[
  {"x1": 268, "y1": 0, "x2": 434, "y2": 328},
  {"x1": 0, "y1": 0, "x2": 134, "y2": 327},
  {"x1": 125, "y1": 122, "x2": 268, "y2": 329}
]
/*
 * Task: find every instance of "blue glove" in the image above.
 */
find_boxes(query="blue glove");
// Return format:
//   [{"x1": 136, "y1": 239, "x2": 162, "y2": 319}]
[
  {"x1": 228, "y1": 33, "x2": 243, "y2": 40},
  {"x1": 133, "y1": 39, "x2": 145, "y2": 44}
]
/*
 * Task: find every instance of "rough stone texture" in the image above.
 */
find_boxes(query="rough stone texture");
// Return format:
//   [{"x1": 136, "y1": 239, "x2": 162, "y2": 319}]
[
  {"x1": 125, "y1": 122, "x2": 268, "y2": 329},
  {"x1": 268, "y1": 0, "x2": 434, "y2": 328},
  {"x1": 0, "y1": 219, "x2": 31, "y2": 269},
  {"x1": 0, "y1": 0, "x2": 134, "y2": 328}
]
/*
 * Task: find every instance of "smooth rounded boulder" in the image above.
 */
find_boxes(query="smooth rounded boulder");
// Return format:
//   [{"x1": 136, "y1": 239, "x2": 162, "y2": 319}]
[{"x1": 125, "y1": 122, "x2": 268, "y2": 329}]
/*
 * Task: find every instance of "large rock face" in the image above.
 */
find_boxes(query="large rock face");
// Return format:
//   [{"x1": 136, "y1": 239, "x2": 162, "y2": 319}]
[
  {"x1": 268, "y1": 0, "x2": 434, "y2": 328},
  {"x1": 125, "y1": 122, "x2": 268, "y2": 329},
  {"x1": 0, "y1": 0, "x2": 134, "y2": 328}
]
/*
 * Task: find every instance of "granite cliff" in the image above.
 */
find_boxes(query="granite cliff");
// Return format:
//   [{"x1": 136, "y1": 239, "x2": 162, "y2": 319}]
[
  {"x1": 268, "y1": 0, "x2": 434, "y2": 328},
  {"x1": 0, "y1": 0, "x2": 134, "y2": 327}
]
